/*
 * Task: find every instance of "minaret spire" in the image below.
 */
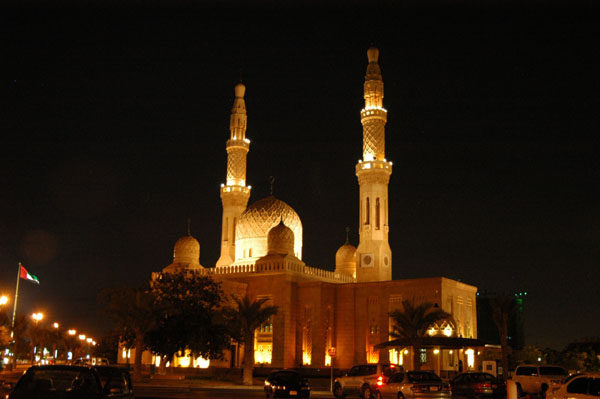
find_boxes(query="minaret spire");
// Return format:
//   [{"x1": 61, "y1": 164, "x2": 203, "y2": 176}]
[
  {"x1": 355, "y1": 47, "x2": 393, "y2": 282},
  {"x1": 269, "y1": 176, "x2": 275, "y2": 196},
  {"x1": 217, "y1": 82, "x2": 252, "y2": 267}
]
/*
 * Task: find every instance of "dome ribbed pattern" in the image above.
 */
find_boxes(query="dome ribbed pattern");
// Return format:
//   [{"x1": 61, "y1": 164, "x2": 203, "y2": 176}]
[
  {"x1": 173, "y1": 235, "x2": 200, "y2": 263},
  {"x1": 267, "y1": 221, "x2": 295, "y2": 255},
  {"x1": 236, "y1": 196, "x2": 302, "y2": 241}
]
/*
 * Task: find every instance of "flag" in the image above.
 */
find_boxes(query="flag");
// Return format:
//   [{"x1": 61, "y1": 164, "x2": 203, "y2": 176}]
[{"x1": 20, "y1": 265, "x2": 40, "y2": 284}]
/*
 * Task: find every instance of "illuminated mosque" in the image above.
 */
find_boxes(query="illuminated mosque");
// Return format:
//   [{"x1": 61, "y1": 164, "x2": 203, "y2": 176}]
[{"x1": 129, "y1": 48, "x2": 481, "y2": 375}]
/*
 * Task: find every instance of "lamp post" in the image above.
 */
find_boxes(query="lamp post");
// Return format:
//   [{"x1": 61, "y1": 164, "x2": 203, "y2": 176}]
[
  {"x1": 78, "y1": 334, "x2": 86, "y2": 360},
  {"x1": 31, "y1": 312, "x2": 44, "y2": 365},
  {"x1": 0, "y1": 295, "x2": 7, "y2": 326},
  {"x1": 67, "y1": 329, "x2": 76, "y2": 362},
  {"x1": 86, "y1": 337, "x2": 93, "y2": 359},
  {"x1": 52, "y1": 322, "x2": 59, "y2": 363}
]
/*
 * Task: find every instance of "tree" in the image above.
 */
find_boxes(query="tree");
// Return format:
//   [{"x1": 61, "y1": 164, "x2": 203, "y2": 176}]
[
  {"x1": 491, "y1": 295, "x2": 518, "y2": 379},
  {"x1": 389, "y1": 299, "x2": 450, "y2": 370},
  {"x1": 147, "y1": 270, "x2": 230, "y2": 368},
  {"x1": 99, "y1": 283, "x2": 156, "y2": 381},
  {"x1": 224, "y1": 294, "x2": 278, "y2": 385},
  {"x1": 28, "y1": 323, "x2": 51, "y2": 365},
  {"x1": 94, "y1": 333, "x2": 120, "y2": 364}
]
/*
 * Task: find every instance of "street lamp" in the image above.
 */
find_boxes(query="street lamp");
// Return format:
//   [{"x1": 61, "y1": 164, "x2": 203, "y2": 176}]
[
  {"x1": 0, "y1": 295, "x2": 8, "y2": 305},
  {"x1": 86, "y1": 337, "x2": 93, "y2": 358},
  {"x1": 66, "y1": 329, "x2": 76, "y2": 361},
  {"x1": 31, "y1": 312, "x2": 44, "y2": 365},
  {"x1": 32, "y1": 312, "x2": 43, "y2": 324},
  {"x1": 78, "y1": 335, "x2": 86, "y2": 360},
  {"x1": 52, "y1": 323, "x2": 60, "y2": 362}
]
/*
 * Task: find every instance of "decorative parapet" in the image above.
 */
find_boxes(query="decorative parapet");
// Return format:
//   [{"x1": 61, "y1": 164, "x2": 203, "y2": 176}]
[{"x1": 208, "y1": 261, "x2": 356, "y2": 283}]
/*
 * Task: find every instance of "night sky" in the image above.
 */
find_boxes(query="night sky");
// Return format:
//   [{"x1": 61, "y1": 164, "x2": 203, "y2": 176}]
[{"x1": 2, "y1": 1, "x2": 599, "y2": 350}]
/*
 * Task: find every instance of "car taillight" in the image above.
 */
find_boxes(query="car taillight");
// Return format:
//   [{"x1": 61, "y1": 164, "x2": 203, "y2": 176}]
[
  {"x1": 475, "y1": 383, "x2": 491, "y2": 392},
  {"x1": 377, "y1": 376, "x2": 384, "y2": 386}
]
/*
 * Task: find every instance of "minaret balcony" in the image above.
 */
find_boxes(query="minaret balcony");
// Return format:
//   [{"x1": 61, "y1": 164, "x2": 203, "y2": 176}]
[
  {"x1": 220, "y1": 184, "x2": 251, "y2": 195},
  {"x1": 226, "y1": 138, "x2": 250, "y2": 150},
  {"x1": 360, "y1": 107, "x2": 387, "y2": 119},
  {"x1": 355, "y1": 159, "x2": 393, "y2": 173}
]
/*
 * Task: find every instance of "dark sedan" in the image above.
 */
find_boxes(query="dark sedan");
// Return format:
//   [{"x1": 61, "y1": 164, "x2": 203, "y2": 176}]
[
  {"x1": 450, "y1": 372, "x2": 506, "y2": 399},
  {"x1": 264, "y1": 369, "x2": 311, "y2": 398},
  {"x1": 7, "y1": 364, "x2": 134, "y2": 399}
]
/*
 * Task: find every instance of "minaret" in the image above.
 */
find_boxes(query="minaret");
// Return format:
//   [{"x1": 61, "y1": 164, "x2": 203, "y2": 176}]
[
  {"x1": 216, "y1": 83, "x2": 251, "y2": 267},
  {"x1": 355, "y1": 47, "x2": 393, "y2": 282}
]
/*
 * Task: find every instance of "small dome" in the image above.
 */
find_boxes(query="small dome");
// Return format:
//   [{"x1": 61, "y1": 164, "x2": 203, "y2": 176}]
[
  {"x1": 236, "y1": 195, "x2": 303, "y2": 259},
  {"x1": 173, "y1": 235, "x2": 200, "y2": 264},
  {"x1": 336, "y1": 243, "x2": 356, "y2": 265},
  {"x1": 267, "y1": 220, "x2": 295, "y2": 255}
]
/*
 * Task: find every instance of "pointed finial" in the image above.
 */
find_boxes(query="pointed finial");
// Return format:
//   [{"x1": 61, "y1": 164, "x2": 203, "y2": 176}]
[
  {"x1": 234, "y1": 82, "x2": 246, "y2": 98},
  {"x1": 345, "y1": 227, "x2": 350, "y2": 244},
  {"x1": 367, "y1": 46, "x2": 380, "y2": 63},
  {"x1": 269, "y1": 176, "x2": 275, "y2": 196},
  {"x1": 187, "y1": 218, "x2": 191, "y2": 236}
]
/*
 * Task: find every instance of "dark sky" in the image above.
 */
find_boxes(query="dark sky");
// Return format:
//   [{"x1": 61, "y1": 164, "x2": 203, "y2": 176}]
[{"x1": 1, "y1": 1, "x2": 599, "y2": 350}]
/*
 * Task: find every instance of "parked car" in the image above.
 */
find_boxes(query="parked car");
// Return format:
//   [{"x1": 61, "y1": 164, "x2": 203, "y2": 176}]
[
  {"x1": 512, "y1": 364, "x2": 569, "y2": 396},
  {"x1": 264, "y1": 369, "x2": 311, "y2": 398},
  {"x1": 450, "y1": 372, "x2": 506, "y2": 398},
  {"x1": 547, "y1": 372, "x2": 600, "y2": 399},
  {"x1": 94, "y1": 365, "x2": 134, "y2": 397},
  {"x1": 368, "y1": 370, "x2": 452, "y2": 399},
  {"x1": 72, "y1": 357, "x2": 93, "y2": 366},
  {"x1": 6, "y1": 364, "x2": 134, "y2": 399},
  {"x1": 333, "y1": 364, "x2": 400, "y2": 398}
]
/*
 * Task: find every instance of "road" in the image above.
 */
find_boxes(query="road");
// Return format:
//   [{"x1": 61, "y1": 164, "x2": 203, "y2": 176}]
[{"x1": 135, "y1": 386, "x2": 332, "y2": 398}]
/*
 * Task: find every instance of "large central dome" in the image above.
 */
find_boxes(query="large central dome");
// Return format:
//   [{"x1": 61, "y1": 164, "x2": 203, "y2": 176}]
[{"x1": 234, "y1": 196, "x2": 303, "y2": 261}]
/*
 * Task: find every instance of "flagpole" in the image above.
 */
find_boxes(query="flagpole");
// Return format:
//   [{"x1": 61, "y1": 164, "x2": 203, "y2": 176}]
[{"x1": 11, "y1": 262, "x2": 21, "y2": 336}]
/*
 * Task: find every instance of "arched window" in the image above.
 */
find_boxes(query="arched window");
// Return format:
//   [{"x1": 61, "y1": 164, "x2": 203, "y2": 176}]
[
  {"x1": 365, "y1": 197, "x2": 370, "y2": 225},
  {"x1": 376, "y1": 198, "x2": 380, "y2": 230},
  {"x1": 233, "y1": 217, "x2": 237, "y2": 241},
  {"x1": 223, "y1": 217, "x2": 228, "y2": 241}
]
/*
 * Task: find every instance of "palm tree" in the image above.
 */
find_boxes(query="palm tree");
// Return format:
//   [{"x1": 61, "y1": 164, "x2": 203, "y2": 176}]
[
  {"x1": 389, "y1": 299, "x2": 451, "y2": 370},
  {"x1": 491, "y1": 295, "x2": 517, "y2": 381},
  {"x1": 225, "y1": 295, "x2": 278, "y2": 385},
  {"x1": 99, "y1": 284, "x2": 156, "y2": 381}
]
